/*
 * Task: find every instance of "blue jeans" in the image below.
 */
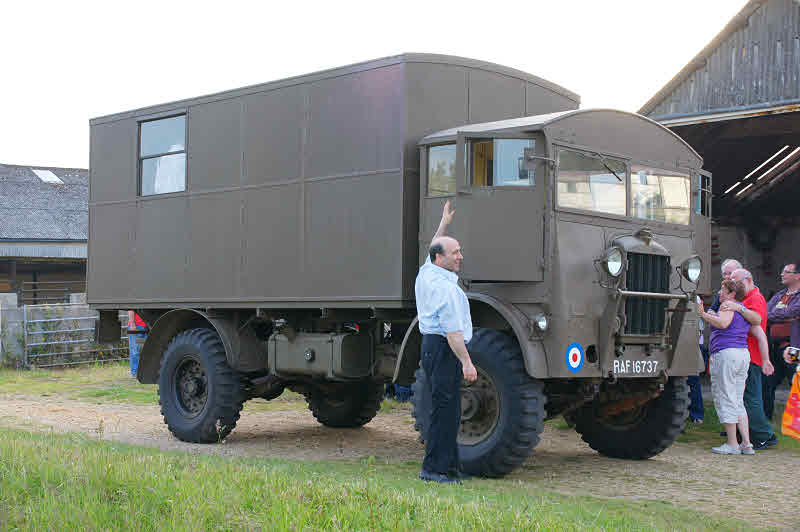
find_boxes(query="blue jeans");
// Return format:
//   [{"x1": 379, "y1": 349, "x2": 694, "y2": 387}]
[
  {"x1": 688, "y1": 345, "x2": 710, "y2": 421},
  {"x1": 128, "y1": 330, "x2": 146, "y2": 377},
  {"x1": 687, "y1": 376, "x2": 704, "y2": 421},
  {"x1": 744, "y1": 362, "x2": 774, "y2": 440}
]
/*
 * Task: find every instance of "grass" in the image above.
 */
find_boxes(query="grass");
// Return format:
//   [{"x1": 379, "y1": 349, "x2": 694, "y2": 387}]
[
  {"x1": 0, "y1": 428, "x2": 757, "y2": 532},
  {"x1": 0, "y1": 364, "x2": 157, "y2": 405}
]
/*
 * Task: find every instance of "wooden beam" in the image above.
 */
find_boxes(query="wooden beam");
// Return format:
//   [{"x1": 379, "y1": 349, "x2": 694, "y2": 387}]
[{"x1": 745, "y1": 158, "x2": 800, "y2": 203}]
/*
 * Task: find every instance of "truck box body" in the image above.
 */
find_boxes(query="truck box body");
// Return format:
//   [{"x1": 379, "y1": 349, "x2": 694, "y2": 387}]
[{"x1": 88, "y1": 54, "x2": 579, "y2": 309}]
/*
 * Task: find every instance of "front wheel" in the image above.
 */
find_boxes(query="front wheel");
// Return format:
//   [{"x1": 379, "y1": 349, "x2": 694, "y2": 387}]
[
  {"x1": 158, "y1": 328, "x2": 244, "y2": 443},
  {"x1": 411, "y1": 328, "x2": 546, "y2": 477},
  {"x1": 573, "y1": 377, "x2": 689, "y2": 459}
]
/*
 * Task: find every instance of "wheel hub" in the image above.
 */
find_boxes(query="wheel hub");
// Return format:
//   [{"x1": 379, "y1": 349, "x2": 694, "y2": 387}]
[
  {"x1": 461, "y1": 388, "x2": 482, "y2": 420},
  {"x1": 182, "y1": 377, "x2": 203, "y2": 396},
  {"x1": 175, "y1": 357, "x2": 208, "y2": 417},
  {"x1": 458, "y1": 367, "x2": 500, "y2": 446}
]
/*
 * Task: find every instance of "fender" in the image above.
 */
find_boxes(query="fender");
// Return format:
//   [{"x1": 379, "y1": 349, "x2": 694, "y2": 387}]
[
  {"x1": 137, "y1": 309, "x2": 267, "y2": 383},
  {"x1": 393, "y1": 294, "x2": 548, "y2": 384}
]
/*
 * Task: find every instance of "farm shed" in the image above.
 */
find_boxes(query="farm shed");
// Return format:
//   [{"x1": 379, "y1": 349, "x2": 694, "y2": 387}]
[
  {"x1": 0, "y1": 163, "x2": 88, "y2": 305},
  {"x1": 640, "y1": 0, "x2": 800, "y2": 296}
]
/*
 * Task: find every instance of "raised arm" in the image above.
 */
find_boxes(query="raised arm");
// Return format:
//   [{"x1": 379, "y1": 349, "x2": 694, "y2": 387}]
[
  {"x1": 431, "y1": 200, "x2": 455, "y2": 243},
  {"x1": 720, "y1": 300, "x2": 761, "y2": 325}
]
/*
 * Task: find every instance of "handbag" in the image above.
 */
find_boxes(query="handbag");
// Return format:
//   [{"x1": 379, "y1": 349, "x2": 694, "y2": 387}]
[{"x1": 782, "y1": 370, "x2": 800, "y2": 441}]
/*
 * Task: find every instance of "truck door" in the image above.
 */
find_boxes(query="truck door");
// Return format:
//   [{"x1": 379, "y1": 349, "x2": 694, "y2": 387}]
[
  {"x1": 694, "y1": 170, "x2": 712, "y2": 295},
  {"x1": 454, "y1": 132, "x2": 546, "y2": 282}
]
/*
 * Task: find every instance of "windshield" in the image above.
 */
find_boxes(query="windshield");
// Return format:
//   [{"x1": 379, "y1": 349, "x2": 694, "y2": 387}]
[
  {"x1": 631, "y1": 165, "x2": 691, "y2": 225},
  {"x1": 556, "y1": 149, "x2": 692, "y2": 225},
  {"x1": 557, "y1": 149, "x2": 626, "y2": 216}
]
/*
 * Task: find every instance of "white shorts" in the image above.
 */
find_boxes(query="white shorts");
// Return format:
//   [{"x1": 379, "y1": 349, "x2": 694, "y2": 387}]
[{"x1": 710, "y1": 347, "x2": 750, "y2": 424}]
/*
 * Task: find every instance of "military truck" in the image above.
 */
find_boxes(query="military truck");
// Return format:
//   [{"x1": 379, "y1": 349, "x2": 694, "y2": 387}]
[{"x1": 89, "y1": 54, "x2": 710, "y2": 477}]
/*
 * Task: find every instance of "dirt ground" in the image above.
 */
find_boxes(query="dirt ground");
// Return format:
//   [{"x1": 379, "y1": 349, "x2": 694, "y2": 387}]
[{"x1": 1, "y1": 395, "x2": 798, "y2": 531}]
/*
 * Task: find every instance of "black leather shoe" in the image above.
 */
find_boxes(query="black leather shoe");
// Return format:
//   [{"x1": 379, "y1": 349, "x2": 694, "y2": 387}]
[
  {"x1": 419, "y1": 469, "x2": 457, "y2": 484},
  {"x1": 752, "y1": 434, "x2": 778, "y2": 450}
]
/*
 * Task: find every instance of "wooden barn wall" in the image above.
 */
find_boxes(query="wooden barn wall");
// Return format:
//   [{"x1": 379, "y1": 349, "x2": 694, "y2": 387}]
[{"x1": 649, "y1": 0, "x2": 800, "y2": 118}]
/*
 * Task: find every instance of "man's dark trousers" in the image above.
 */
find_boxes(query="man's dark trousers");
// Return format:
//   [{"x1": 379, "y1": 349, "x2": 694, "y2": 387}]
[
  {"x1": 421, "y1": 334, "x2": 461, "y2": 476},
  {"x1": 744, "y1": 363, "x2": 774, "y2": 440}
]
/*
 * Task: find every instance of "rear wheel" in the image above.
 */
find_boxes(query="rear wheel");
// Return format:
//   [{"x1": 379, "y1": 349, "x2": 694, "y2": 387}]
[
  {"x1": 411, "y1": 328, "x2": 546, "y2": 477},
  {"x1": 573, "y1": 377, "x2": 689, "y2": 459},
  {"x1": 158, "y1": 328, "x2": 244, "y2": 443},
  {"x1": 305, "y1": 380, "x2": 384, "y2": 428}
]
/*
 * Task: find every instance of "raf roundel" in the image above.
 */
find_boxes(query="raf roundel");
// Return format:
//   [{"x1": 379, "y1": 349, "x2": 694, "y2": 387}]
[{"x1": 565, "y1": 342, "x2": 584, "y2": 373}]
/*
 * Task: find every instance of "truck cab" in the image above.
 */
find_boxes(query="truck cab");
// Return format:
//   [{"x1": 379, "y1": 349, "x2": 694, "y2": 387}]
[{"x1": 406, "y1": 109, "x2": 709, "y2": 470}]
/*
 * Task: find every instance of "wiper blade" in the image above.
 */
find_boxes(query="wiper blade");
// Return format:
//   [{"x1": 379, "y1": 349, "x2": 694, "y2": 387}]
[{"x1": 600, "y1": 157, "x2": 624, "y2": 182}]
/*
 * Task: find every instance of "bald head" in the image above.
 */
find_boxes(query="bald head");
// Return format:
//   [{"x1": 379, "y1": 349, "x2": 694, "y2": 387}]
[
  {"x1": 731, "y1": 268, "x2": 755, "y2": 293},
  {"x1": 429, "y1": 236, "x2": 463, "y2": 273}
]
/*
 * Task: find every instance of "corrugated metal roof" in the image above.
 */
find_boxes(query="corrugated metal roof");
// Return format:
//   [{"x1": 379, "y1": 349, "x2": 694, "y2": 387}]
[
  {"x1": 0, "y1": 164, "x2": 88, "y2": 242},
  {"x1": 640, "y1": 0, "x2": 800, "y2": 119}
]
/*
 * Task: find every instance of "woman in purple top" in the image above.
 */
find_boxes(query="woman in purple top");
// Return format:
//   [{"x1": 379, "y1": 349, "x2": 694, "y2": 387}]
[{"x1": 698, "y1": 279, "x2": 769, "y2": 455}]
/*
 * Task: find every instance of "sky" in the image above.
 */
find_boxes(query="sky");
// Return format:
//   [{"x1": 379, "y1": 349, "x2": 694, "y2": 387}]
[{"x1": 0, "y1": 0, "x2": 748, "y2": 169}]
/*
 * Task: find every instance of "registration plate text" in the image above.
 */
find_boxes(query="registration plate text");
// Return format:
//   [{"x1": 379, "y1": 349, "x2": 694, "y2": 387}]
[{"x1": 613, "y1": 359, "x2": 659, "y2": 375}]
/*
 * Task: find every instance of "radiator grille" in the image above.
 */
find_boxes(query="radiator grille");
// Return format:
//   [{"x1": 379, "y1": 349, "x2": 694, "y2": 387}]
[{"x1": 624, "y1": 253, "x2": 670, "y2": 335}]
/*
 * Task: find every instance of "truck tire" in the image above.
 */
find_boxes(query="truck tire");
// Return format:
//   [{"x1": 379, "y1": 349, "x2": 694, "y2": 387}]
[
  {"x1": 410, "y1": 328, "x2": 546, "y2": 477},
  {"x1": 158, "y1": 328, "x2": 244, "y2": 443},
  {"x1": 305, "y1": 380, "x2": 384, "y2": 428},
  {"x1": 573, "y1": 377, "x2": 689, "y2": 459}
]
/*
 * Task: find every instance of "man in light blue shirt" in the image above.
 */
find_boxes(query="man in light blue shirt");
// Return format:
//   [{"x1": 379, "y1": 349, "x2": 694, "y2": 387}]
[{"x1": 415, "y1": 200, "x2": 477, "y2": 484}]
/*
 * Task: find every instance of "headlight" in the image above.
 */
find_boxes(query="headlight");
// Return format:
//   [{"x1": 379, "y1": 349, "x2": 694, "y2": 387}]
[
  {"x1": 681, "y1": 256, "x2": 702, "y2": 283},
  {"x1": 603, "y1": 247, "x2": 624, "y2": 277},
  {"x1": 534, "y1": 314, "x2": 548, "y2": 331}
]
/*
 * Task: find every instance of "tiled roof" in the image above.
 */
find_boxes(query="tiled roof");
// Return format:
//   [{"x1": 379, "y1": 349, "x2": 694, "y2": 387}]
[{"x1": 0, "y1": 163, "x2": 88, "y2": 241}]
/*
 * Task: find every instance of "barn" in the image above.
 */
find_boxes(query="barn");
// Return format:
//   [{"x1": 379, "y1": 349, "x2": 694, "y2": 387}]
[{"x1": 640, "y1": 0, "x2": 800, "y2": 296}]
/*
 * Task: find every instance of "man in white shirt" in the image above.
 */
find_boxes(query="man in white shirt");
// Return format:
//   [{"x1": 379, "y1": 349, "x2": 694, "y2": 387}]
[{"x1": 415, "y1": 201, "x2": 477, "y2": 483}]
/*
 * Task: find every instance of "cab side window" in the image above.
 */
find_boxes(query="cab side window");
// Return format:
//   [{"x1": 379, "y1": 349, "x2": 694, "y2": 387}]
[
  {"x1": 696, "y1": 174, "x2": 711, "y2": 216},
  {"x1": 471, "y1": 139, "x2": 535, "y2": 187},
  {"x1": 139, "y1": 115, "x2": 187, "y2": 196},
  {"x1": 427, "y1": 144, "x2": 457, "y2": 196}
]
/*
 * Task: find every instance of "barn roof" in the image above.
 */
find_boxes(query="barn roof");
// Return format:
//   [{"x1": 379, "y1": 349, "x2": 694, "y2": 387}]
[
  {"x1": 639, "y1": 0, "x2": 800, "y2": 120},
  {"x1": 0, "y1": 163, "x2": 88, "y2": 243}
]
